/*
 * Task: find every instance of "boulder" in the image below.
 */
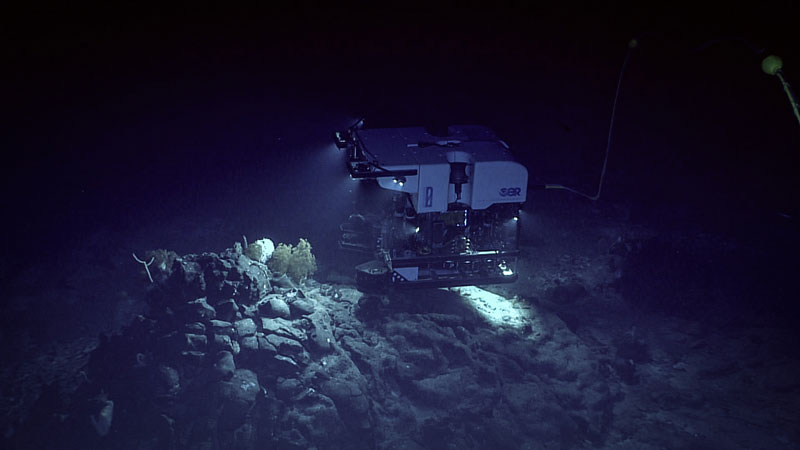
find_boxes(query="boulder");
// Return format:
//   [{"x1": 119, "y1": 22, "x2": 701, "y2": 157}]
[
  {"x1": 240, "y1": 335, "x2": 259, "y2": 353},
  {"x1": 184, "y1": 322, "x2": 206, "y2": 334},
  {"x1": 215, "y1": 299, "x2": 240, "y2": 321},
  {"x1": 234, "y1": 318, "x2": 257, "y2": 338},
  {"x1": 264, "y1": 334, "x2": 305, "y2": 360},
  {"x1": 184, "y1": 333, "x2": 207, "y2": 352},
  {"x1": 179, "y1": 297, "x2": 216, "y2": 322},
  {"x1": 212, "y1": 334, "x2": 236, "y2": 353},
  {"x1": 260, "y1": 295, "x2": 291, "y2": 319},
  {"x1": 289, "y1": 296, "x2": 316, "y2": 317},
  {"x1": 208, "y1": 351, "x2": 236, "y2": 382},
  {"x1": 214, "y1": 369, "x2": 260, "y2": 432},
  {"x1": 319, "y1": 379, "x2": 371, "y2": 430},
  {"x1": 209, "y1": 320, "x2": 234, "y2": 336},
  {"x1": 168, "y1": 258, "x2": 206, "y2": 300},
  {"x1": 276, "y1": 377, "x2": 304, "y2": 401},
  {"x1": 261, "y1": 317, "x2": 306, "y2": 342}
]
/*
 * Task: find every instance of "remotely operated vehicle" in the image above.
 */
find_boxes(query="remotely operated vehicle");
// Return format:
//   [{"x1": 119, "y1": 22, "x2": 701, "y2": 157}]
[
  {"x1": 334, "y1": 122, "x2": 528, "y2": 290},
  {"x1": 330, "y1": 45, "x2": 799, "y2": 291}
]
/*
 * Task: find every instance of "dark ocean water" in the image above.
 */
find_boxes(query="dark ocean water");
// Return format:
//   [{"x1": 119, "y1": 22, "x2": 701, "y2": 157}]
[
  {"x1": 2, "y1": 4, "x2": 800, "y2": 449},
  {"x1": 6, "y1": 17, "x2": 798, "y2": 260}
]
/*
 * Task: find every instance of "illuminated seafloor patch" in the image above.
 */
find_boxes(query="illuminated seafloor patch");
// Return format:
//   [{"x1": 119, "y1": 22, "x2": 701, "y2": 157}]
[{"x1": 449, "y1": 285, "x2": 543, "y2": 334}]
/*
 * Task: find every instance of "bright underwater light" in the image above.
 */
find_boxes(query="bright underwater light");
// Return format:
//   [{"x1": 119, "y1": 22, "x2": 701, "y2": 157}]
[
  {"x1": 499, "y1": 261, "x2": 514, "y2": 277},
  {"x1": 448, "y1": 286, "x2": 532, "y2": 329}
]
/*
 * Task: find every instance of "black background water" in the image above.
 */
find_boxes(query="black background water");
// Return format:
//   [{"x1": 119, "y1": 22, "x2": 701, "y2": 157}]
[{"x1": 3, "y1": 3, "x2": 799, "y2": 281}]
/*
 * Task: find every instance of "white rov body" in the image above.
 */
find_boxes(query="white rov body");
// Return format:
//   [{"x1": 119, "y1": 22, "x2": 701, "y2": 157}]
[
  {"x1": 355, "y1": 126, "x2": 528, "y2": 212},
  {"x1": 334, "y1": 123, "x2": 528, "y2": 290}
]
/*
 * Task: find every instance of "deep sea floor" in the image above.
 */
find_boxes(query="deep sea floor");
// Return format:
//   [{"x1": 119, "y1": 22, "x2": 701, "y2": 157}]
[{"x1": 2, "y1": 187, "x2": 798, "y2": 449}]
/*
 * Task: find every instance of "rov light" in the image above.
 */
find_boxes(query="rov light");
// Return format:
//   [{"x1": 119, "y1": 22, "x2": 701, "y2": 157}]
[
  {"x1": 499, "y1": 261, "x2": 514, "y2": 276},
  {"x1": 393, "y1": 176, "x2": 406, "y2": 186},
  {"x1": 333, "y1": 131, "x2": 350, "y2": 150}
]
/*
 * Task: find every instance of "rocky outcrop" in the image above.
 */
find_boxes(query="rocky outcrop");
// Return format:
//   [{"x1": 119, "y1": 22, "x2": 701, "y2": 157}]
[{"x1": 76, "y1": 244, "x2": 624, "y2": 450}]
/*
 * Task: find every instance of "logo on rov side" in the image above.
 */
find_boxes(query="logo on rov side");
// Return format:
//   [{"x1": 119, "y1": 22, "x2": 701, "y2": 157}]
[
  {"x1": 425, "y1": 187, "x2": 433, "y2": 207},
  {"x1": 499, "y1": 187, "x2": 522, "y2": 197}
]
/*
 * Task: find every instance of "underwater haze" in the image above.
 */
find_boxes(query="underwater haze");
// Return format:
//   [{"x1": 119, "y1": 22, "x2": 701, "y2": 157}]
[{"x1": 2, "y1": 3, "x2": 800, "y2": 449}]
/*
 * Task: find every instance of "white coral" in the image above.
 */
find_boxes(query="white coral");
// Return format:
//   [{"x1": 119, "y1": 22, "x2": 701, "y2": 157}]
[{"x1": 246, "y1": 238, "x2": 275, "y2": 264}]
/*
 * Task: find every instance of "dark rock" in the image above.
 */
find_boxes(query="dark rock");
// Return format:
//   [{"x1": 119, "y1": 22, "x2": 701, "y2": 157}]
[
  {"x1": 261, "y1": 317, "x2": 306, "y2": 342},
  {"x1": 264, "y1": 334, "x2": 305, "y2": 359},
  {"x1": 272, "y1": 274, "x2": 296, "y2": 290},
  {"x1": 123, "y1": 314, "x2": 159, "y2": 340},
  {"x1": 289, "y1": 297, "x2": 316, "y2": 317},
  {"x1": 241, "y1": 303, "x2": 258, "y2": 319},
  {"x1": 234, "y1": 318, "x2": 257, "y2": 338},
  {"x1": 316, "y1": 351, "x2": 372, "y2": 430},
  {"x1": 215, "y1": 299, "x2": 239, "y2": 321},
  {"x1": 218, "y1": 280, "x2": 238, "y2": 299},
  {"x1": 180, "y1": 350, "x2": 205, "y2": 366},
  {"x1": 270, "y1": 354, "x2": 301, "y2": 375},
  {"x1": 615, "y1": 338, "x2": 651, "y2": 364},
  {"x1": 420, "y1": 417, "x2": 473, "y2": 450},
  {"x1": 547, "y1": 281, "x2": 588, "y2": 304},
  {"x1": 242, "y1": 261, "x2": 271, "y2": 292},
  {"x1": 307, "y1": 310, "x2": 334, "y2": 353},
  {"x1": 154, "y1": 365, "x2": 180, "y2": 399},
  {"x1": 266, "y1": 296, "x2": 291, "y2": 319},
  {"x1": 275, "y1": 427, "x2": 309, "y2": 450},
  {"x1": 558, "y1": 311, "x2": 584, "y2": 333},
  {"x1": 212, "y1": 334, "x2": 235, "y2": 353},
  {"x1": 285, "y1": 393, "x2": 349, "y2": 447},
  {"x1": 184, "y1": 322, "x2": 206, "y2": 334},
  {"x1": 80, "y1": 241, "x2": 644, "y2": 450},
  {"x1": 158, "y1": 331, "x2": 201, "y2": 355},
  {"x1": 411, "y1": 368, "x2": 483, "y2": 409},
  {"x1": 425, "y1": 313, "x2": 465, "y2": 328},
  {"x1": 209, "y1": 351, "x2": 236, "y2": 381},
  {"x1": 338, "y1": 336, "x2": 380, "y2": 378},
  {"x1": 383, "y1": 319, "x2": 453, "y2": 349},
  {"x1": 185, "y1": 333, "x2": 207, "y2": 351},
  {"x1": 319, "y1": 379, "x2": 371, "y2": 430},
  {"x1": 214, "y1": 369, "x2": 260, "y2": 432},
  {"x1": 180, "y1": 297, "x2": 216, "y2": 322},
  {"x1": 356, "y1": 294, "x2": 388, "y2": 321},
  {"x1": 209, "y1": 320, "x2": 234, "y2": 336},
  {"x1": 502, "y1": 382, "x2": 542, "y2": 414},
  {"x1": 240, "y1": 335, "x2": 259, "y2": 353},
  {"x1": 257, "y1": 334, "x2": 277, "y2": 354},
  {"x1": 612, "y1": 358, "x2": 639, "y2": 385},
  {"x1": 226, "y1": 264, "x2": 243, "y2": 281},
  {"x1": 235, "y1": 253, "x2": 250, "y2": 269},
  {"x1": 395, "y1": 348, "x2": 439, "y2": 380},
  {"x1": 168, "y1": 258, "x2": 206, "y2": 300},
  {"x1": 230, "y1": 423, "x2": 256, "y2": 450},
  {"x1": 199, "y1": 253, "x2": 228, "y2": 289},
  {"x1": 276, "y1": 377, "x2": 304, "y2": 400}
]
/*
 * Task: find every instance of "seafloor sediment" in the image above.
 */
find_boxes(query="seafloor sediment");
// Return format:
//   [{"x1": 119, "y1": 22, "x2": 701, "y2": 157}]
[{"x1": 2, "y1": 198, "x2": 798, "y2": 450}]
